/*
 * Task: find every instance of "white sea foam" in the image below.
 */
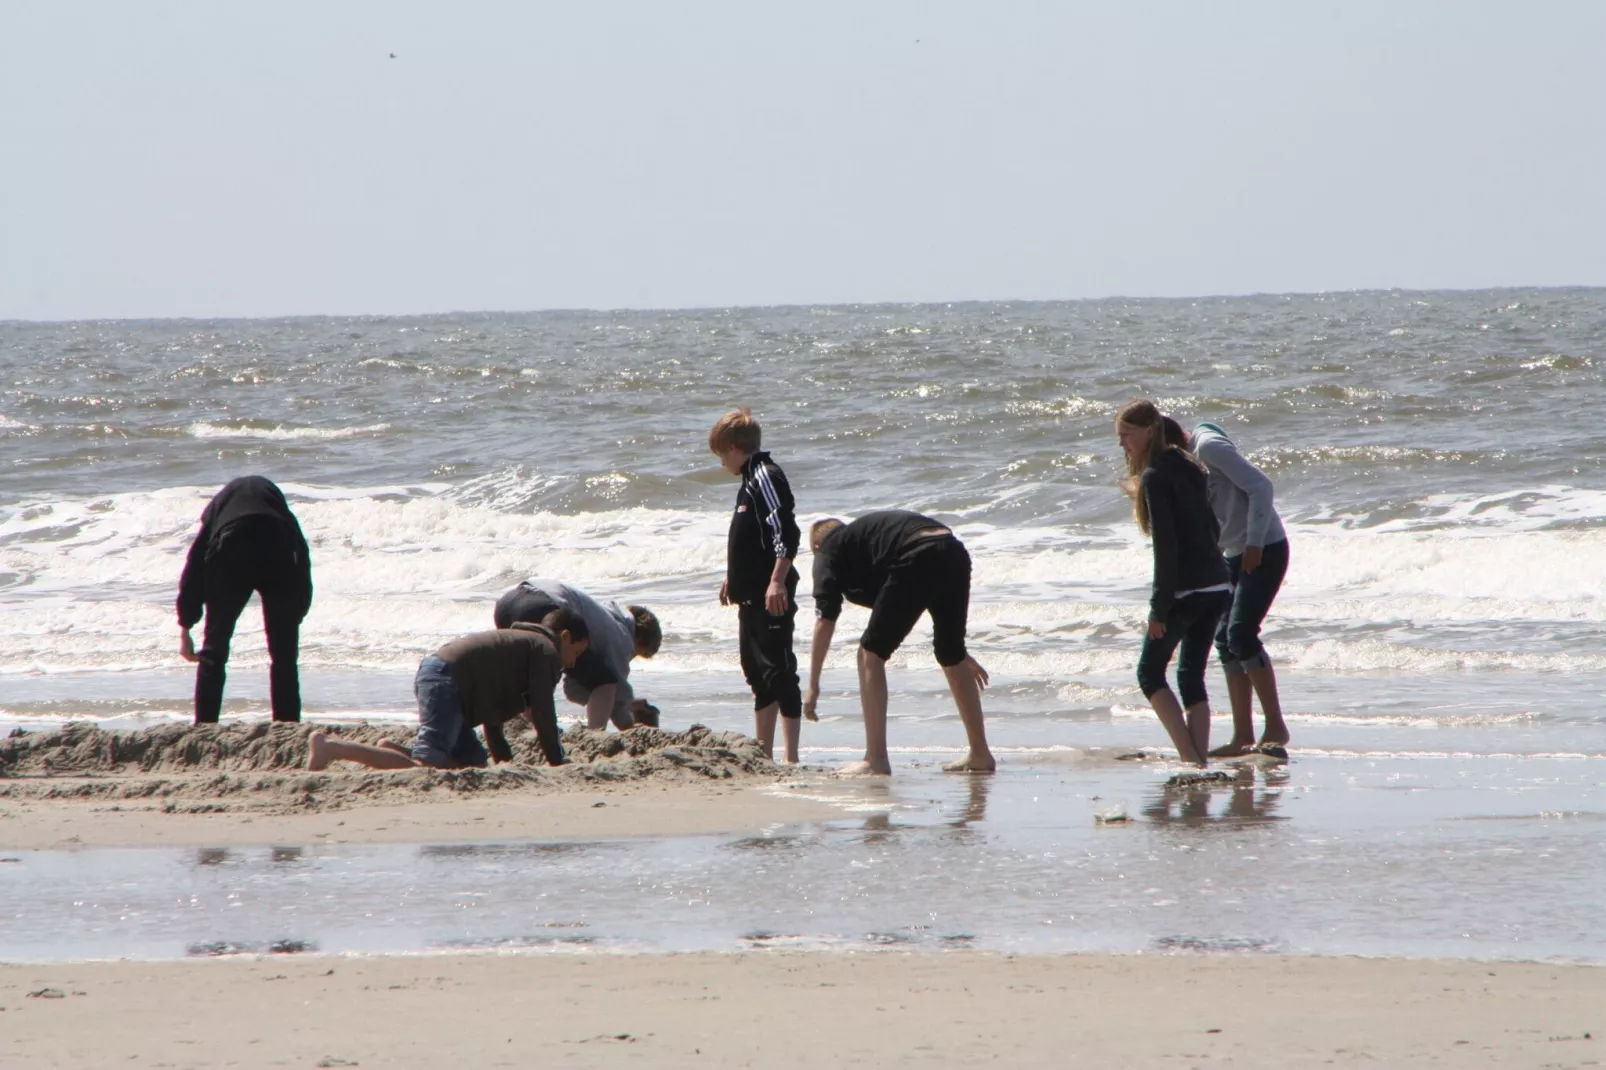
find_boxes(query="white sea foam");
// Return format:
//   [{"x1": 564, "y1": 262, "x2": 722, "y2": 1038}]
[
  {"x1": 185, "y1": 421, "x2": 392, "y2": 441},
  {"x1": 5, "y1": 483, "x2": 1606, "y2": 682}
]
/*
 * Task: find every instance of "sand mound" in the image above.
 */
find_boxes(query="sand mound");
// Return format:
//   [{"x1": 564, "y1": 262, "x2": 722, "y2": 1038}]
[{"x1": 0, "y1": 721, "x2": 779, "y2": 812}]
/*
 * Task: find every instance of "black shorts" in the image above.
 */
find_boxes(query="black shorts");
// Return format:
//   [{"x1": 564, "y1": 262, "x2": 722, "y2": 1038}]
[
  {"x1": 859, "y1": 535, "x2": 971, "y2": 667},
  {"x1": 738, "y1": 600, "x2": 801, "y2": 719}
]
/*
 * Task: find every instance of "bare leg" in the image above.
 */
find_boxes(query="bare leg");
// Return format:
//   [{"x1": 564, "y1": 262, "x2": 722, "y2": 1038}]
[
  {"x1": 378, "y1": 739, "x2": 413, "y2": 756},
  {"x1": 307, "y1": 729, "x2": 418, "y2": 771},
  {"x1": 1208, "y1": 672, "x2": 1257, "y2": 757},
  {"x1": 838, "y1": 647, "x2": 892, "y2": 775},
  {"x1": 780, "y1": 713, "x2": 801, "y2": 764},
  {"x1": 1185, "y1": 700, "x2": 1211, "y2": 762},
  {"x1": 1146, "y1": 688, "x2": 1206, "y2": 767},
  {"x1": 753, "y1": 702, "x2": 779, "y2": 761},
  {"x1": 940, "y1": 657, "x2": 995, "y2": 772},
  {"x1": 1249, "y1": 664, "x2": 1289, "y2": 746}
]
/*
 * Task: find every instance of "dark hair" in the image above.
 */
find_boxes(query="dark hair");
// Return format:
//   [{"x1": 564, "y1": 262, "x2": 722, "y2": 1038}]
[
  {"x1": 628, "y1": 605, "x2": 661, "y2": 657},
  {"x1": 540, "y1": 606, "x2": 588, "y2": 644}
]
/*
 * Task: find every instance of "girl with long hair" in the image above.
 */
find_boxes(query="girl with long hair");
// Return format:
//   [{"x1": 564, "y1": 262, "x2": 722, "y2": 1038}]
[{"x1": 1115, "y1": 400, "x2": 1230, "y2": 766}]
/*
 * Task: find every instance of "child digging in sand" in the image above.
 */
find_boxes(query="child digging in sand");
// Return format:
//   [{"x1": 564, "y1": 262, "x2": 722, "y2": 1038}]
[{"x1": 307, "y1": 608, "x2": 588, "y2": 771}]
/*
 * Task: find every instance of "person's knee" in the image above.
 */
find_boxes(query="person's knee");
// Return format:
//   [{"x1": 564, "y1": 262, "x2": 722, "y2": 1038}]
[
  {"x1": 858, "y1": 641, "x2": 892, "y2": 666},
  {"x1": 1237, "y1": 649, "x2": 1272, "y2": 672},
  {"x1": 1136, "y1": 660, "x2": 1166, "y2": 698}
]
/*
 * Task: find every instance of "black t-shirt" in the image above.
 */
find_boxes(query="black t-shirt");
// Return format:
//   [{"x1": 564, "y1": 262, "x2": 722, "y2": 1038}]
[{"x1": 811, "y1": 510, "x2": 950, "y2": 621}]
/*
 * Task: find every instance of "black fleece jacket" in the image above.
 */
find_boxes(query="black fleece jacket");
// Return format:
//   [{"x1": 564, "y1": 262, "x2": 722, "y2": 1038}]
[
  {"x1": 1141, "y1": 449, "x2": 1228, "y2": 621},
  {"x1": 176, "y1": 476, "x2": 312, "y2": 628}
]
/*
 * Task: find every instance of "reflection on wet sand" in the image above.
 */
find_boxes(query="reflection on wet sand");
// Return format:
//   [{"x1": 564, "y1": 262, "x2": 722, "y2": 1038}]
[{"x1": 1143, "y1": 766, "x2": 1289, "y2": 828}]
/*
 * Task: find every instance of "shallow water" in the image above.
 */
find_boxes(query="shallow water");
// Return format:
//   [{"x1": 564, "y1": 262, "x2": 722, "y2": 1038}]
[{"x1": 4, "y1": 751, "x2": 1603, "y2": 964}]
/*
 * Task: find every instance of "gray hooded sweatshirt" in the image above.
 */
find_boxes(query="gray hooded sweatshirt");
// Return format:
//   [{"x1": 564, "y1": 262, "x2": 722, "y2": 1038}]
[{"x1": 1188, "y1": 423, "x2": 1286, "y2": 558}]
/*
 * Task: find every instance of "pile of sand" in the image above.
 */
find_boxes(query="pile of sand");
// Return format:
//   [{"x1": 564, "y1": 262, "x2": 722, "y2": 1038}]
[{"x1": 0, "y1": 721, "x2": 779, "y2": 812}]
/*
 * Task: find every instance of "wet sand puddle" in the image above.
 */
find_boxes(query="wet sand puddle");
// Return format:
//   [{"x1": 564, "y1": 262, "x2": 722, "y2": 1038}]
[{"x1": 4, "y1": 749, "x2": 1604, "y2": 964}]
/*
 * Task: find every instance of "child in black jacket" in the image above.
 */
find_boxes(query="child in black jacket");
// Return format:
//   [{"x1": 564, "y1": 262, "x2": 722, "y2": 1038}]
[{"x1": 710, "y1": 408, "x2": 804, "y2": 762}]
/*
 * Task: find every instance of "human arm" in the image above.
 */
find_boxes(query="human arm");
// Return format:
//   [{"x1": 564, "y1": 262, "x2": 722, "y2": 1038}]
[
  {"x1": 1144, "y1": 471, "x2": 1179, "y2": 625},
  {"x1": 525, "y1": 656, "x2": 567, "y2": 765},
  {"x1": 754, "y1": 461, "x2": 798, "y2": 616},
  {"x1": 288, "y1": 515, "x2": 314, "y2": 617},
  {"x1": 765, "y1": 556, "x2": 793, "y2": 616},
  {"x1": 803, "y1": 616, "x2": 835, "y2": 721},
  {"x1": 584, "y1": 683, "x2": 619, "y2": 730},
  {"x1": 179, "y1": 629, "x2": 199, "y2": 662},
  {"x1": 175, "y1": 518, "x2": 212, "y2": 631},
  {"x1": 482, "y1": 719, "x2": 514, "y2": 764}
]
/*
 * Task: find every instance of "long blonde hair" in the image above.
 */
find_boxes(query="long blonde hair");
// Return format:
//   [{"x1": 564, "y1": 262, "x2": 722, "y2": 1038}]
[{"x1": 1116, "y1": 399, "x2": 1191, "y2": 535}]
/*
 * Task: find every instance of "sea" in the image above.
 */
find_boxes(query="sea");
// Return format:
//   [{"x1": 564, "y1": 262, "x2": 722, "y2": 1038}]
[{"x1": 2, "y1": 288, "x2": 1604, "y2": 963}]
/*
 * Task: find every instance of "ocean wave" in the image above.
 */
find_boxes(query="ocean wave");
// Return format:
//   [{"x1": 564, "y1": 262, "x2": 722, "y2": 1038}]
[{"x1": 185, "y1": 421, "x2": 392, "y2": 441}]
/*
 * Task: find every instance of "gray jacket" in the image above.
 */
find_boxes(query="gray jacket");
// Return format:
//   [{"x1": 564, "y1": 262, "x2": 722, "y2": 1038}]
[
  {"x1": 1188, "y1": 423, "x2": 1286, "y2": 557},
  {"x1": 518, "y1": 578, "x2": 637, "y2": 727}
]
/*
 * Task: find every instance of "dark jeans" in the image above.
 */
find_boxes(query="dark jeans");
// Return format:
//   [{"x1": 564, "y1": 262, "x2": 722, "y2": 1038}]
[
  {"x1": 1215, "y1": 538, "x2": 1289, "y2": 674},
  {"x1": 194, "y1": 519, "x2": 306, "y2": 724},
  {"x1": 410, "y1": 655, "x2": 490, "y2": 767},
  {"x1": 1137, "y1": 589, "x2": 1232, "y2": 708}
]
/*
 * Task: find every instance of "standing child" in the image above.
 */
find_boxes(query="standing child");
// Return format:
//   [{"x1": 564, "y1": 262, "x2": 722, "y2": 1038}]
[
  {"x1": 710, "y1": 408, "x2": 805, "y2": 763},
  {"x1": 1186, "y1": 421, "x2": 1291, "y2": 757},
  {"x1": 1116, "y1": 400, "x2": 1230, "y2": 767}
]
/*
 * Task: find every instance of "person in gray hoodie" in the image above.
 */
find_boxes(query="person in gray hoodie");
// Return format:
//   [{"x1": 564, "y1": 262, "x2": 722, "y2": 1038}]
[{"x1": 1183, "y1": 420, "x2": 1291, "y2": 757}]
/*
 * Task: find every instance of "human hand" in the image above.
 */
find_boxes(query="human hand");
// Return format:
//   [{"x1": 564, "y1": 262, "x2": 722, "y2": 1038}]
[
  {"x1": 765, "y1": 579, "x2": 789, "y2": 616},
  {"x1": 966, "y1": 656, "x2": 990, "y2": 690},
  {"x1": 179, "y1": 629, "x2": 199, "y2": 663},
  {"x1": 1242, "y1": 545, "x2": 1263, "y2": 574},
  {"x1": 1148, "y1": 619, "x2": 1166, "y2": 639},
  {"x1": 718, "y1": 579, "x2": 730, "y2": 607},
  {"x1": 803, "y1": 686, "x2": 819, "y2": 722}
]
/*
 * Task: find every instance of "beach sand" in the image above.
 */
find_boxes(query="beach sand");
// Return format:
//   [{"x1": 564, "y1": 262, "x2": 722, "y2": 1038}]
[
  {"x1": 0, "y1": 720, "x2": 845, "y2": 848},
  {"x1": 3, "y1": 951, "x2": 1600, "y2": 1068}
]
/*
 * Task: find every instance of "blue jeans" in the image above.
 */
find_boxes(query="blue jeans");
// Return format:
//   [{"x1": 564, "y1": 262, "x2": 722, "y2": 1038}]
[
  {"x1": 1215, "y1": 538, "x2": 1289, "y2": 674},
  {"x1": 411, "y1": 656, "x2": 490, "y2": 768},
  {"x1": 1137, "y1": 590, "x2": 1232, "y2": 708}
]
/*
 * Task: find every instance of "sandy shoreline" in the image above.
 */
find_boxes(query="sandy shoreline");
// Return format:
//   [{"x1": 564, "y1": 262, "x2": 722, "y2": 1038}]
[
  {"x1": 3, "y1": 951, "x2": 1600, "y2": 1068},
  {"x1": 0, "y1": 779, "x2": 843, "y2": 849},
  {"x1": 0, "y1": 720, "x2": 848, "y2": 848}
]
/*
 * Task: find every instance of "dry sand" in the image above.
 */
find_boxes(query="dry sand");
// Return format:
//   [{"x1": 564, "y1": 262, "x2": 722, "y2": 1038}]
[
  {"x1": 2, "y1": 951, "x2": 1600, "y2": 1068},
  {"x1": 0, "y1": 721, "x2": 843, "y2": 848}
]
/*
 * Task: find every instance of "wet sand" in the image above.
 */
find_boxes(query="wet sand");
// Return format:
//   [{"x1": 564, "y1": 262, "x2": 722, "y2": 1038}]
[{"x1": 3, "y1": 951, "x2": 1601, "y2": 1068}]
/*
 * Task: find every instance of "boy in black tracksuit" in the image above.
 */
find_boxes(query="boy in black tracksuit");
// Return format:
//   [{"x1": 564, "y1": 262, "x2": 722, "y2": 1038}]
[
  {"x1": 709, "y1": 408, "x2": 803, "y2": 762},
  {"x1": 176, "y1": 475, "x2": 313, "y2": 724}
]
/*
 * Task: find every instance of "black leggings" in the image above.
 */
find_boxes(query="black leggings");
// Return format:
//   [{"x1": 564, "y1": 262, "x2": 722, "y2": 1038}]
[
  {"x1": 1136, "y1": 590, "x2": 1231, "y2": 709},
  {"x1": 195, "y1": 520, "x2": 305, "y2": 724}
]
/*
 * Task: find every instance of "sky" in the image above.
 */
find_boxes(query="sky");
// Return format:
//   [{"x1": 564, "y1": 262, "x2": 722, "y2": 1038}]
[{"x1": 2, "y1": 1, "x2": 1603, "y2": 320}]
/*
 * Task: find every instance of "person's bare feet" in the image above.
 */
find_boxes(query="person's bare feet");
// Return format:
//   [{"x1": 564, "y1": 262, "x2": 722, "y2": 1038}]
[
  {"x1": 1208, "y1": 739, "x2": 1255, "y2": 758},
  {"x1": 942, "y1": 754, "x2": 996, "y2": 773},
  {"x1": 306, "y1": 730, "x2": 330, "y2": 771},
  {"x1": 836, "y1": 759, "x2": 892, "y2": 777}
]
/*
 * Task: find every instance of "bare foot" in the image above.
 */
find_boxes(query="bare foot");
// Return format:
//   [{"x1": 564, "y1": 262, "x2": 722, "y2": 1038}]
[
  {"x1": 306, "y1": 730, "x2": 330, "y2": 771},
  {"x1": 942, "y1": 754, "x2": 996, "y2": 773},
  {"x1": 378, "y1": 740, "x2": 412, "y2": 757},
  {"x1": 835, "y1": 759, "x2": 892, "y2": 777},
  {"x1": 1208, "y1": 739, "x2": 1255, "y2": 758}
]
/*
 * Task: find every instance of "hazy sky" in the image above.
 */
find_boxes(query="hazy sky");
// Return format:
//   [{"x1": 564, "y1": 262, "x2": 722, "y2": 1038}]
[{"x1": 3, "y1": 1, "x2": 1603, "y2": 320}]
